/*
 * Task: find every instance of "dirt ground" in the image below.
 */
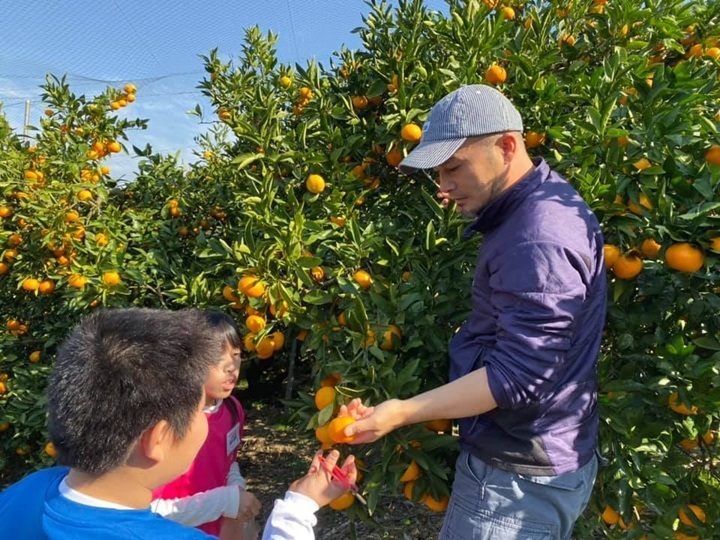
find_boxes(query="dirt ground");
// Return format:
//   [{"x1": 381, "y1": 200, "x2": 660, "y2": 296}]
[{"x1": 238, "y1": 401, "x2": 445, "y2": 539}]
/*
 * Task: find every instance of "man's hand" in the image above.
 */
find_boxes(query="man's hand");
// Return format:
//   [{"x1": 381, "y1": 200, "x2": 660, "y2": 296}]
[
  {"x1": 341, "y1": 398, "x2": 405, "y2": 444},
  {"x1": 289, "y1": 450, "x2": 357, "y2": 508}
]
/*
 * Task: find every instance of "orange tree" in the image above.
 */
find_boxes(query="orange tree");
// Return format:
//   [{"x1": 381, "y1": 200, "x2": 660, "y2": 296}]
[{"x1": 2, "y1": 0, "x2": 720, "y2": 537}]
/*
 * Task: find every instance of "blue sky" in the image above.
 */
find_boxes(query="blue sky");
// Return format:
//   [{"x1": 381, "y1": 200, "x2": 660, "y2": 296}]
[{"x1": 1, "y1": 0, "x2": 446, "y2": 180}]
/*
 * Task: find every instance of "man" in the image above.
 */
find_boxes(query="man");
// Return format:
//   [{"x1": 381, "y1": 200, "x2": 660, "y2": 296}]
[{"x1": 345, "y1": 85, "x2": 607, "y2": 539}]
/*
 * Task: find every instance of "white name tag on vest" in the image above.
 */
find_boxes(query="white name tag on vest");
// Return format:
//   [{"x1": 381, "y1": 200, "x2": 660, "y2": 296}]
[{"x1": 226, "y1": 423, "x2": 241, "y2": 455}]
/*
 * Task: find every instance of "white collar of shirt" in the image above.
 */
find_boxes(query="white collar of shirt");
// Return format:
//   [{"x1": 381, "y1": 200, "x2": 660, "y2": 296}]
[
  {"x1": 59, "y1": 477, "x2": 136, "y2": 510},
  {"x1": 204, "y1": 398, "x2": 223, "y2": 414}
]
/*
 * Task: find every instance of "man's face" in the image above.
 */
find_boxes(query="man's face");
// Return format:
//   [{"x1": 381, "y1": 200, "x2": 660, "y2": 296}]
[{"x1": 434, "y1": 136, "x2": 509, "y2": 217}]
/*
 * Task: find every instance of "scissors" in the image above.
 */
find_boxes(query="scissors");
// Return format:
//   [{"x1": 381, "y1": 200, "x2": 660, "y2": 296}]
[{"x1": 318, "y1": 454, "x2": 367, "y2": 506}]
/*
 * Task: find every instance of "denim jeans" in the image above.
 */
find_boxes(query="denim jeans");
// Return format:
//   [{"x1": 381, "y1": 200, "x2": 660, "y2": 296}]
[{"x1": 438, "y1": 450, "x2": 598, "y2": 540}]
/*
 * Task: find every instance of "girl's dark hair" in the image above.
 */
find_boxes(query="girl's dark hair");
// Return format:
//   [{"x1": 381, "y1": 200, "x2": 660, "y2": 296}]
[
  {"x1": 47, "y1": 308, "x2": 221, "y2": 475},
  {"x1": 204, "y1": 311, "x2": 242, "y2": 350}
]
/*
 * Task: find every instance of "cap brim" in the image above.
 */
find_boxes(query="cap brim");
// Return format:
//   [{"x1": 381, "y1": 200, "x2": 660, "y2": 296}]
[{"x1": 398, "y1": 138, "x2": 466, "y2": 175}]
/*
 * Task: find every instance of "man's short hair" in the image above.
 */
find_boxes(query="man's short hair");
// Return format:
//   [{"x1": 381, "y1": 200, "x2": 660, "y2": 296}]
[{"x1": 47, "y1": 308, "x2": 220, "y2": 475}]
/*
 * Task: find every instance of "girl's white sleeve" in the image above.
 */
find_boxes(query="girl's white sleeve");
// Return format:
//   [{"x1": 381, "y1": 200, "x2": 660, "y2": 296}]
[
  {"x1": 261, "y1": 491, "x2": 319, "y2": 540},
  {"x1": 227, "y1": 461, "x2": 247, "y2": 489},
  {"x1": 150, "y1": 485, "x2": 240, "y2": 527}
]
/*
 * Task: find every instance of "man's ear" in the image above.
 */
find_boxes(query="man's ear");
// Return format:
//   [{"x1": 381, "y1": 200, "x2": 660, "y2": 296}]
[
  {"x1": 140, "y1": 420, "x2": 173, "y2": 463},
  {"x1": 498, "y1": 133, "x2": 519, "y2": 163}
]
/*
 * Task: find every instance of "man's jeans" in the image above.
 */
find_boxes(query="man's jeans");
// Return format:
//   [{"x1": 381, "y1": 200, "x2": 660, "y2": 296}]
[{"x1": 439, "y1": 450, "x2": 598, "y2": 539}]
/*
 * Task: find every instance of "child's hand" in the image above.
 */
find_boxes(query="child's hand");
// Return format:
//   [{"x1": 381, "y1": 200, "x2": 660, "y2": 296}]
[
  {"x1": 234, "y1": 488, "x2": 261, "y2": 522},
  {"x1": 289, "y1": 449, "x2": 357, "y2": 508}
]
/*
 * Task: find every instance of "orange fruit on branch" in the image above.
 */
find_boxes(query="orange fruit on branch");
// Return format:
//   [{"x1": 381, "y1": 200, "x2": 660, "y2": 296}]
[
  {"x1": 665, "y1": 243, "x2": 704, "y2": 273},
  {"x1": 327, "y1": 415, "x2": 356, "y2": 443}
]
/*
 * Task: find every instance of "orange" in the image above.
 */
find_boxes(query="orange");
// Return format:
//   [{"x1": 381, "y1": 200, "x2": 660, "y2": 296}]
[
  {"x1": 524, "y1": 131, "x2": 546, "y2": 149},
  {"x1": 603, "y1": 244, "x2": 621, "y2": 269},
  {"x1": 628, "y1": 193, "x2": 652, "y2": 215},
  {"x1": 706, "y1": 47, "x2": 720, "y2": 59},
  {"x1": 0, "y1": 262, "x2": 9, "y2": 275},
  {"x1": 400, "y1": 461, "x2": 421, "y2": 482},
  {"x1": 679, "y1": 438, "x2": 699, "y2": 451},
  {"x1": 124, "y1": 83, "x2": 137, "y2": 94},
  {"x1": 255, "y1": 336, "x2": 275, "y2": 359},
  {"x1": 102, "y1": 271, "x2": 121, "y2": 286},
  {"x1": 710, "y1": 237, "x2": 720, "y2": 251},
  {"x1": 401, "y1": 123, "x2": 423, "y2": 143},
  {"x1": 0, "y1": 381, "x2": 6, "y2": 395},
  {"x1": 381, "y1": 324, "x2": 402, "y2": 351},
  {"x1": 44, "y1": 442, "x2": 58, "y2": 457},
  {"x1": 426, "y1": 419, "x2": 452, "y2": 433},
  {"x1": 107, "y1": 141, "x2": 122, "y2": 153},
  {"x1": 77, "y1": 190, "x2": 93, "y2": 202},
  {"x1": 0, "y1": 422, "x2": 9, "y2": 432},
  {"x1": 665, "y1": 243, "x2": 704, "y2": 273},
  {"x1": 327, "y1": 415, "x2": 356, "y2": 443},
  {"x1": 8, "y1": 233, "x2": 23, "y2": 247},
  {"x1": 239, "y1": 275, "x2": 265, "y2": 298},
  {"x1": 386, "y1": 146, "x2": 403, "y2": 167},
  {"x1": 640, "y1": 239, "x2": 662, "y2": 259},
  {"x1": 298, "y1": 86, "x2": 313, "y2": 100},
  {"x1": 279, "y1": 75, "x2": 292, "y2": 88},
  {"x1": 701, "y1": 431, "x2": 715, "y2": 445},
  {"x1": 353, "y1": 269, "x2": 373, "y2": 290},
  {"x1": 29, "y1": 350, "x2": 41, "y2": 363},
  {"x1": 633, "y1": 158, "x2": 651, "y2": 171},
  {"x1": 306, "y1": 174, "x2": 326, "y2": 194},
  {"x1": 484, "y1": 64, "x2": 507, "y2": 85},
  {"x1": 337, "y1": 312, "x2": 347, "y2": 327},
  {"x1": 65, "y1": 210, "x2": 80, "y2": 223},
  {"x1": 68, "y1": 274, "x2": 87, "y2": 288},
  {"x1": 243, "y1": 333, "x2": 256, "y2": 352},
  {"x1": 7, "y1": 319, "x2": 21, "y2": 331},
  {"x1": 402, "y1": 270, "x2": 412, "y2": 282},
  {"x1": 601, "y1": 505, "x2": 620, "y2": 525},
  {"x1": 329, "y1": 492, "x2": 355, "y2": 511},
  {"x1": 668, "y1": 392, "x2": 697, "y2": 415},
  {"x1": 314, "y1": 386, "x2": 336, "y2": 410},
  {"x1": 704, "y1": 144, "x2": 720, "y2": 166},
  {"x1": 0, "y1": 206, "x2": 13, "y2": 218},
  {"x1": 351, "y1": 95, "x2": 369, "y2": 110},
  {"x1": 296, "y1": 328, "x2": 309, "y2": 341},
  {"x1": 311, "y1": 266, "x2": 325, "y2": 281},
  {"x1": 423, "y1": 494, "x2": 450, "y2": 512},
  {"x1": 269, "y1": 300, "x2": 288, "y2": 317},
  {"x1": 222, "y1": 285, "x2": 239, "y2": 303},
  {"x1": 315, "y1": 424, "x2": 334, "y2": 449},
  {"x1": 245, "y1": 315, "x2": 266, "y2": 334},
  {"x1": 612, "y1": 254, "x2": 643, "y2": 279},
  {"x1": 679, "y1": 505, "x2": 706, "y2": 527},
  {"x1": 501, "y1": 6, "x2": 515, "y2": 19},
  {"x1": 674, "y1": 533, "x2": 699, "y2": 540},
  {"x1": 686, "y1": 44, "x2": 704, "y2": 58},
  {"x1": 403, "y1": 480, "x2": 418, "y2": 500},
  {"x1": 361, "y1": 328, "x2": 376, "y2": 348},
  {"x1": 3, "y1": 249, "x2": 18, "y2": 262},
  {"x1": 271, "y1": 331, "x2": 285, "y2": 351},
  {"x1": 320, "y1": 373, "x2": 342, "y2": 387},
  {"x1": 95, "y1": 233, "x2": 109, "y2": 247},
  {"x1": 559, "y1": 34, "x2": 576, "y2": 47},
  {"x1": 330, "y1": 216, "x2": 346, "y2": 227},
  {"x1": 22, "y1": 278, "x2": 40, "y2": 291}
]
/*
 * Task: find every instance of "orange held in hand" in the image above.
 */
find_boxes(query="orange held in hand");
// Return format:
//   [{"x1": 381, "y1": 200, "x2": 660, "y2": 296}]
[{"x1": 327, "y1": 415, "x2": 356, "y2": 444}]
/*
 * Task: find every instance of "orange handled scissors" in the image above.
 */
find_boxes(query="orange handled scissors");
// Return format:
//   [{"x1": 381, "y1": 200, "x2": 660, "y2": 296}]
[{"x1": 318, "y1": 454, "x2": 367, "y2": 506}]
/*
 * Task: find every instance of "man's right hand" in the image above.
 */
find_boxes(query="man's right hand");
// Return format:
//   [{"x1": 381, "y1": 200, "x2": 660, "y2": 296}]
[{"x1": 341, "y1": 398, "x2": 404, "y2": 444}]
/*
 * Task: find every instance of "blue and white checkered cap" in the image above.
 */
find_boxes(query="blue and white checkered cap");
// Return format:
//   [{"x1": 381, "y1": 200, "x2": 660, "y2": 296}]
[{"x1": 399, "y1": 84, "x2": 523, "y2": 174}]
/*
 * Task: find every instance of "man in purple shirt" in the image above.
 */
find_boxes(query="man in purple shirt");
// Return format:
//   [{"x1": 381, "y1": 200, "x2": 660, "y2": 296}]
[{"x1": 345, "y1": 85, "x2": 606, "y2": 539}]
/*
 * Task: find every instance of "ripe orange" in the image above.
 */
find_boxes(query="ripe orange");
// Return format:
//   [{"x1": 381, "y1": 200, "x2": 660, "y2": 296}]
[
  {"x1": 679, "y1": 438, "x2": 699, "y2": 451},
  {"x1": 314, "y1": 386, "x2": 337, "y2": 410},
  {"x1": 311, "y1": 266, "x2": 325, "y2": 281},
  {"x1": 124, "y1": 83, "x2": 137, "y2": 94},
  {"x1": 668, "y1": 392, "x2": 697, "y2": 415},
  {"x1": 484, "y1": 64, "x2": 507, "y2": 85},
  {"x1": 403, "y1": 480, "x2": 417, "y2": 500},
  {"x1": 426, "y1": 419, "x2": 453, "y2": 433},
  {"x1": 271, "y1": 331, "x2": 285, "y2": 351},
  {"x1": 222, "y1": 285, "x2": 239, "y2": 303},
  {"x1": 298, "y1": 86, "x2": 313, "y2": 100},
  {"x1": 269, "y1": 300, "x2": 288, "y2": 317},
  {"x1": 65, "y1": 210, "x2": 80, "y2": 223},
  {"x1": 351, "y1": 95, "x2": 369, "y2": 110},
  {"x1": 381, "y1": 324, "x2": 402, "y2": 351},
  {"x1": 315, "y1": 424, "x2": 334, "y2": 449},
  {"x1": 102, "y1": 271, "x2": 121, "y2": 286},
  {"x1": 704, "y1": 145, "x2": 720, "y2": 166},
  {"x1": 628, "y1": 193, "x2": 652, "y2": 215},
  {"x1": 665, "y1": 243, "x2": 704, "y2": 273},
  {"x1": 501, "y1": 6, "x2": 515, "y2": 19},
  {"x1": 243, "y1": 333, "x2": 256, "y2": 352},
  {"x1": 22, "y1": 278, "x2": 40, "y2": 291},
  {"x1": 0, "y1": 422, "x2": 9, "y2": 432},
  {"x1": 95, "y1": 233, "x2": 109, "y2": 247},
  {"x1": 612, "y1": 254, "x2": 643, "y2": 279},
  {"x1": 329, "y1": 492, "x2": 355, "y2": 511},
  {"x1": 0, "y1": 381, "x2": 6, "y2": 395},
  {"x1": 524, "y1": 131, "x2": 546, "y2": 149},
  {"x1": 633, "y1": 158, "x2": 651, "y2": 171},
  {"x1": 679, "y1": 504, "x2": 706, "y2": 527},
  {"x1": 601, "y1": 505, "x2": 620, "y2": 525},
  {"x1": 327, "y1": 415, "x2": 356, "y2": 443},
  {"x1": 330, "y1": 216, "x2": 346, "y2": 227},
  {"x1": 320, "y1": 373, "x2": 342, "y2": 387},
  {"x1": 701, "y1": 431, "x2": 715, "y2": 445},
  {"x1": 353, "y1": 269, "x2": 373, "y2": 290},
  {"x1": 3, "y1": 249, "x2": 18, "y2": 262},
  {"x1": 239, "y1": 275, "x2": 265, "y2": 298},
  {"x1": 44, "y1": 441, "x2": 58, "y2": 457},
  {"x1": 296, "y1": 329, "x2": 309, "y2": 341},
  {"x1": 245, "y1": 315, "x2": 266, "y2": 334},
  {"x1": 68, "y1": 274, "x2": 87, "y2": 288},
  {"x1": 400, "y1": 461, "x2": 421, "y2": 482},
  {"x1": 77, "y1": 190, "x2": 93, "y2": 202},
  {"x1": 0, "y1": 206, "x2": 13, "y2": 218},
  {"x1": 386, "y1": 146, "x2": 403, "y2": 167},
  {"x1": 710, "y1": 237, "x2": 720, "y2": 251},
  {"x1": 8, "y1": 233, "x2": 23, "y2": 247},
  {"x1": 107, "y1": 141, "x2": 122, "y2": 153},
  {"x1": 29, "y1": 350, "x2": 41, "y2": 363},
  {"x1": 255, "y1": 336, "x2": 275, "y2": 359},
  {"x1": 361, "y1": 328, "x2": 376, "y2": 348},
  {"x1": 279, "y1": 75, "x2": 292, "y2": 88},
  {"x1": 423, "y1": 494, "x2": 450, "y2": 512},
  {"x1": 640, "y1": 238, "x2": 662, "y2": 259},
  {"x1": 559, "y1": 34, "x2": 576, "y2": 47},
  {"x1": 400, "y1": 123, "x2": 423, "y2": 143},
  {"x1": 603, "y1": 244, "x2": 621, "y2": 269},
  {"x1": 306, "y1": 174, "x2": 326, "y2": 194},
  {"x1": 0, "y1": 262, "x2": 9, "y2": 275}
]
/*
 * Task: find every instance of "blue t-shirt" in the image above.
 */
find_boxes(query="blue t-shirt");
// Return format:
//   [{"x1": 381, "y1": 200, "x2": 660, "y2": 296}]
[{"x1": 0, "y1": 467, "x2": 214, "y2": 539}]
